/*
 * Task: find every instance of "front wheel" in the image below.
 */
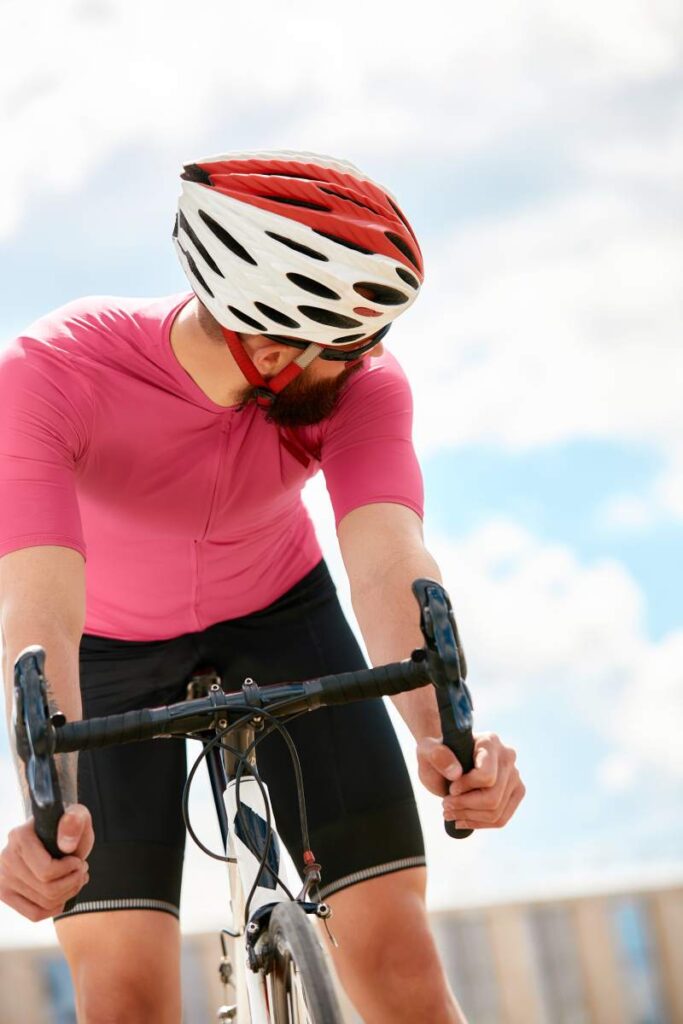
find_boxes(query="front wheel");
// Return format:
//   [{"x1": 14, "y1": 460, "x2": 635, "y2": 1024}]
[{"x1": 266, "y1": 902, "x2": 344, "y2": 1023}]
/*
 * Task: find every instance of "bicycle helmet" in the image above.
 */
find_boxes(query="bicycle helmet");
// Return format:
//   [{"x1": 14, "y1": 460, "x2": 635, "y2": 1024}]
[{"x1": 173, "y1": 151, "x2": 424, "y2": 402}]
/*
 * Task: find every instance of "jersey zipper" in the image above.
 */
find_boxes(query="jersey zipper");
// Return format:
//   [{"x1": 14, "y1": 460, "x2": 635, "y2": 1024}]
[{"x1": 192, "y1": 417, "x2": 233, "y2": 627}]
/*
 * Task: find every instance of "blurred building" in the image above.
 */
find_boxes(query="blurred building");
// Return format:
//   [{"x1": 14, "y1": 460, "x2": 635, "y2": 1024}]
[
  {"x1": 431, "y1": 885, "x2": 682, "y2": 1024},
  {"x1": 0, "y1": 883, "x2": 680, "y2": 1023}
]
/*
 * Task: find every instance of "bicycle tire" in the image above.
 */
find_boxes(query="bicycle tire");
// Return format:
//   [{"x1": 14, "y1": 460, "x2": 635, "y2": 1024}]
[{"x1": 266, "y1": 901, "x2": 344, "y2": 1023}]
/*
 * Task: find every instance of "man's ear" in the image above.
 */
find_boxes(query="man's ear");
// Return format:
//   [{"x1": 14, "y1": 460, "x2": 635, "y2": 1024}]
[{"x1": 247, "y1": 339, "x2": 295, "y2": 378}]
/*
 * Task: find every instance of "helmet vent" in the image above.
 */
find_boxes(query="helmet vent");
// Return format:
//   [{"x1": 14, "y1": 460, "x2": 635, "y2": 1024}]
[
  {"x1": 287, "y1": 274, "x2": 340, "y2": 300},
  {"x1": 181, "y1": 163, "x2": 213, "y2": 186},
  {"x1": 172, "y1": 215, "x2": 179, "y2": 239},
  {"x1": 180, "y1": 246, "x2": 215, "y2": 298},
  {"x1": 298, "y1": 307, "x2": 363, "y2": 329},
  {"x1": 313, "y1": 230, "x2": 375, "y2": 255},
  {"x1": 353, "y1": 282, "x2": 408, "y2": 306},
  {"x1": 254, "y1": 303, "x2": 301, "y2": 329},
  {"x1": 228, "y1": 306, "x2": 267, "y2": 331},
  {"x1": 384, "y1": 231, "x2": 420, "y2": 271},
  {"x1": 266, "y1": 196, "x2": 332, "y2": 213},
  {"x1": 333, "y1": 334, "x2": 366, "y2": 344},
  {"x1": 179, "y1": 212, "x2": 224, "y2": 278},
  {"x1": 265, "y1": 231, "x2": 329, "y2": 262},
  {"x1": 198, "y1": 210, "x2": 257, "y2": 266},
  {"x1": 396, "y1": 267, "x2": 419, "y2": 289},
  {"x1": 353, "y1": 307, "x2": 382, "y2": 317}
]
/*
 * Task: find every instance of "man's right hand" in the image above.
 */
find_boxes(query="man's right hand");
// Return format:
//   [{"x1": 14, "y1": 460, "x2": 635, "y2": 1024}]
[{"x1": 0, "y1": 804, "x2": 93, "y2": 921}]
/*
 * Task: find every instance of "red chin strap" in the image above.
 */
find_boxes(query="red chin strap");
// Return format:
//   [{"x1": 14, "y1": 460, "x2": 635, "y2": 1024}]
[{"x1": 220, "y1": 326, "x2": 320, "y2": 407}]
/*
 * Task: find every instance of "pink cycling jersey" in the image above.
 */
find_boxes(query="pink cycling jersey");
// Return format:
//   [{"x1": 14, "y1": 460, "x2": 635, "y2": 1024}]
[{"x1": 0, "y1": 293, "x2": 423, "y2": 640}]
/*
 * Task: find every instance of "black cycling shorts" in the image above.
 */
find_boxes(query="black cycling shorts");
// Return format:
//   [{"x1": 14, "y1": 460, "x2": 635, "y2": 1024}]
[{"x1": 56, "y1": 561, "x2": 425, "y2": 920}]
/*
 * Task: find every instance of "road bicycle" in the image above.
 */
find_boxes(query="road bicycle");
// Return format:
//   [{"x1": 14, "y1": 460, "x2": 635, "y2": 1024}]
[{"x1": 13, "y1": 579, "x2": 475, "y2": 1023}]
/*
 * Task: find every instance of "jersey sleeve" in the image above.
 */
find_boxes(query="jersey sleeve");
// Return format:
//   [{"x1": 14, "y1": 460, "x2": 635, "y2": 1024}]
[
  {"x1": 319, "y1": 355, "x2": 424, "y2": 527},
  {"x1": 0, "y1": 339, "x2": 92, "y2": 559}
]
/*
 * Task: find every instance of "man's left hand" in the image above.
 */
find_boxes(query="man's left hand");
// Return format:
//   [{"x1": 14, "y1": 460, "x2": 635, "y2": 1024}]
[{"x1": 416, "y1": 732, "x2": 525, "y2": 830}]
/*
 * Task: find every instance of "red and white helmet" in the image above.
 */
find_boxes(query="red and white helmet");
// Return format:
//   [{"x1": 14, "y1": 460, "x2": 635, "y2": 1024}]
[
  {"x1": 173, "y1": 151, "x2": 424, "y2": 400},
  {"x1": 174, "y1": 151, "x2": 423, "y2": 339}
]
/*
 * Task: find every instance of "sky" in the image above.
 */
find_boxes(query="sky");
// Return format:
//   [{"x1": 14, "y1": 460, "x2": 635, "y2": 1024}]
[{"x1": 0, "y1": 0, "x2": 681, "y2": 947}]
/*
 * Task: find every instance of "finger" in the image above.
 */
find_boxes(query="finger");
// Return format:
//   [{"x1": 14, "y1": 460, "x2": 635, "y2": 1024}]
[
  {"x1": 15, "y1": 831, "x2": 86, "y2": 883},
  {"x1": 444, "y1": 796, "x2": 500, "y2": 824},
  {"x1": 497, "y1": 782, "x2": 526, "y2": 827},
  {"x1": 3, "y1": 844, "x2": 88, "y2": 899},
  {"x1": 447, "y1": 782, "x2": 525, "y2": 830},
  {"x1": 444, "y1": 802, "x2": 502, "y2": 826},
  {"x1": 0, "y1": 886, "x2": 64, "y2": 923},
  {"x1": 445, "y1": 768, "x2": 517, "y2": 816},
  {"x1": 448, "y1": 746, "x2": 501, "y2": 796},
  {"x1": 58, "y1": 806, "x2": 94, "y2": 859},
  {"x1": 420, "y1": 737, "x2": 464, "y2": 780},
  {"x1": 418, "y1": 769, "x2": 448, "y2": 798},
  {"x1": 417, "y1": 737, "x2": 463, "y2": 797},
  {"x1": 448, "y1": 734, "x2": 513, "y2": 795},
  {"x1": 5, "y1": 866, "x2": 88, "y2": 910},
  {"x1": 448, "y1": 766, "x2": 497, "y2": 797}
]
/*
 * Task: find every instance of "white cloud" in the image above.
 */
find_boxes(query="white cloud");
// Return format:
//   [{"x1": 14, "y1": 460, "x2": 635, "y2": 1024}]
[
  {"x1": 390, "y1": 185, "x2": 683, "y2": 522},
  {"x1": 608, "y1": 630, "x2": 683, "y2": 780},
  {"x1": 597, "y1": 752, "x2": 638, "y2": 792},
  {"x1": 412, "y1": 516, "x2": 646, "y2": 718},
  {"x1": 598, "y1": 495, "x2": 654, "y2": 533},
  {"x1": 1, "y1": 0, "x2": 679, "y2": 238},
  {"x1": 655, "y1": 445, "x2": 683, "y2": 520},
  {"x1": 396, "y1": 190, "x2": 681, "y2": 451},
  {"x1": 420, "y1": 519, "x2": 683, "y2": 780},
  {"x1": 597, "y1": 441, "x2": 683, "y2": 531}
]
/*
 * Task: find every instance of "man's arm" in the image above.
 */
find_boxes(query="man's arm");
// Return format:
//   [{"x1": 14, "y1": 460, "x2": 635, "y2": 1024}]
[
  {"x1": 337, "y1": 502, "x2": 444, "y2": 739},
  {"x1": 1, "y1": 545, "x2": 85, "y2": 801},
  {"x1": 338, "y1": 503, "x2": 525, "y2": 830},
  {"x1": 0, "y1": 546, "x2": 93, "y2": 921}
]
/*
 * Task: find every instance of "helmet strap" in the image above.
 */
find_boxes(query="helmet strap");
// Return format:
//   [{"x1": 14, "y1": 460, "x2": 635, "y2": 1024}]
[{"x1": 220, "y1": 327, "x2": 322, "y2": 406}]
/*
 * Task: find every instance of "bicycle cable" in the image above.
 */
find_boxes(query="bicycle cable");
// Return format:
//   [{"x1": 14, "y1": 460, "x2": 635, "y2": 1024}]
[
  {"x1": 235, "y1": 707, "x2": 313, "y2": 857},
  {"x1": 232, "y1": 707, "x2": 313, "y2": 920},
  {"x1": 181, "y1": 696, "x2": 315, "y2": 921},
  {"x1": 183, "y1": 702, "x2": 304, "y2": 917},
  {"x1": 181, "y1": 702, "x2": 269, "y2": 862}
]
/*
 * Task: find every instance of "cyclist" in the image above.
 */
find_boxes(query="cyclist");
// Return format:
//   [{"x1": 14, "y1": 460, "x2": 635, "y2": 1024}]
[{"x1": 0, "y1": 152, "x2": 525, "y2": 1024}]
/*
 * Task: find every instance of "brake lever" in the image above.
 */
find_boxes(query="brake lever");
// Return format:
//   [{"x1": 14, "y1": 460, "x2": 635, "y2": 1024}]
[
  {"x1": 412, "y1": 579, "x2": 474, "y2": 839},
  {"x1": 13, "y1": 646, "x2": 65, "y2": 858}
]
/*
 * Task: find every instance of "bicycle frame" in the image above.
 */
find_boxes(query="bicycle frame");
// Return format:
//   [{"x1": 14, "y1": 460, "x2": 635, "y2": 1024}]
[{"x1": 194, "y1": 674, "x2": 316, "y2": 1022}]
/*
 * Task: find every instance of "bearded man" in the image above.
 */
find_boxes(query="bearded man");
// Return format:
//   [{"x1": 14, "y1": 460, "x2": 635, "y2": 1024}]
[{"x1": 0, "y1": 152, "x2": 524, "y2": 1023}]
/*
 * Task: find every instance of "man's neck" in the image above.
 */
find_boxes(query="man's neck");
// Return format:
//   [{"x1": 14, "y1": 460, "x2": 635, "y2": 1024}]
[{"x1": 170, "y1": 299, "x2": 247, "y2": 407}]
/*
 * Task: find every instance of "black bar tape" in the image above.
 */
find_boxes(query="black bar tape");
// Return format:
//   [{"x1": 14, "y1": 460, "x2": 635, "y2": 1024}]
[
  {"x1": 55, "y1": 707, "x2": 173, "y2": 753},
  {"x1": 315, "y1": 658, "x2": 431, "y2": 706},
  {"x1": 52, "y1": 660, "x2": 432, "y2": 753}
]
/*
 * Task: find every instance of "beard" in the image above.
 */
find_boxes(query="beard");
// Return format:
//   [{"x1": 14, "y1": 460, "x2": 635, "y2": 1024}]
[{"x1": 238, "y1": 359, "x2": 365, "y2": 427}]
